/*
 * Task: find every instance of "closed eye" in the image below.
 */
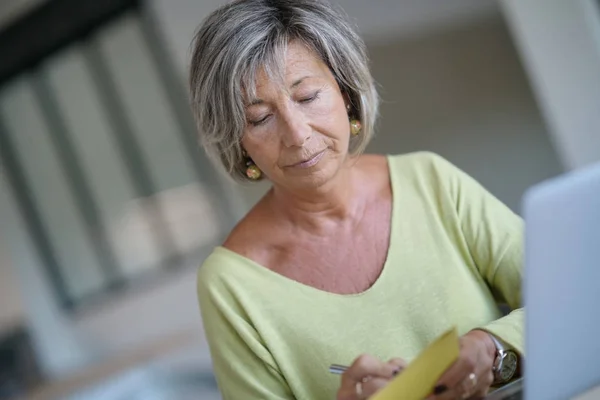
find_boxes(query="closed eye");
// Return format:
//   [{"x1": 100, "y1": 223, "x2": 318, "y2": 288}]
[
  {"x1": 298, "y1": 90, "x2": 321, "y2": 104},
  {"x1": 249, "y1": 114, "x2": 271, "y2": 127}
]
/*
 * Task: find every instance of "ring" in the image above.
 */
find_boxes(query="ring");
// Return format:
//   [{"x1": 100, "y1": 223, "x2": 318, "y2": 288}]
[
  {"x1": 355, "y1": 381, "x2": 364, "y2": 398},
  {"x1": 468, "y1": 372, "x2": 477, "y2": 388},
  {"x1": 355, "y1": 376, "x2": 371, "y2": 399},
  {"x1": 461, "y1": 373, "x2": 477, "y2": 399}
]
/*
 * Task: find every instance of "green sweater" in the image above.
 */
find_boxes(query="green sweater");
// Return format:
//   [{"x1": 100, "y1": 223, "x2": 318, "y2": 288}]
[{"x1": 197, "y1": 152, "x2": 524, "y2": 400}]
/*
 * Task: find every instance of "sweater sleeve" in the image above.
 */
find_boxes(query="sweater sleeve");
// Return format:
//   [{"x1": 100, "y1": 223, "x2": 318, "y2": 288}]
[
  {"x1": 428, "y1": 153, "x2": 525, "y2": 354},
  {"x1": 197, "y1": 261, "x2": 294, "y2": 400}
]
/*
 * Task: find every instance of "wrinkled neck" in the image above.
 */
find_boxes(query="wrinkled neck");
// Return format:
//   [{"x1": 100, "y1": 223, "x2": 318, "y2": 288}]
[{"x1": 268, "y1": 164, "x2": 362, "y2": 233}]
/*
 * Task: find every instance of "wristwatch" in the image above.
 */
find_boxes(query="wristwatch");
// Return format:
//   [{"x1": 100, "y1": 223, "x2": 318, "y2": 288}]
[{"x1": 489, "y1": 334, "x2": 519, "y2": 384}]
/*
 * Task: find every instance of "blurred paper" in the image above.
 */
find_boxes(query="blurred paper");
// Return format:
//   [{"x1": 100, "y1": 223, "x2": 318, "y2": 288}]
[{"x1": 371, "y1": 327, "x2": 460, "y2": 400}]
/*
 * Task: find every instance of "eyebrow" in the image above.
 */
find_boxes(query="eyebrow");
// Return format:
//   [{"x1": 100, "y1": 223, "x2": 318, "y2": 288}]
[
  {"x1": 246, "y1": 98, "x2": 264, "y2": 107},
  {"x1": 290, "y1": 75, "x2": 310, "y2": 89},
  {"x1": 245, "y1": 75, "x2": 312, "y2": 107}
]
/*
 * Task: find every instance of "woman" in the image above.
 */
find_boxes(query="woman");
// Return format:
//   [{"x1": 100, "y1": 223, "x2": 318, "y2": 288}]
[{"x1": 189, "y1": 0, "x2": 523, "y2": 399}]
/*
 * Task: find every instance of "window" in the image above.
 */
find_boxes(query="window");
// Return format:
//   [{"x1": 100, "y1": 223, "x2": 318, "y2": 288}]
[{"x1": 0, "y1": 0, "x2": 233, "y2": 310}]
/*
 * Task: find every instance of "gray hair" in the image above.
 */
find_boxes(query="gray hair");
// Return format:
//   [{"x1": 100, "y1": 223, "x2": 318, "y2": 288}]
[{"x1": 189, "y1": 0, "x2": 379, "y2": 182}]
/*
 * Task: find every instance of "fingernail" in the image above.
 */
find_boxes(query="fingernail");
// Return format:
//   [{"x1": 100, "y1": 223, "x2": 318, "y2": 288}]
[
  {"x1": 392, "y1": 367, "x2": 402, "y2": 376},
  {"x1": 433, "y1": 385, "x2": 448, "y2": 395}
]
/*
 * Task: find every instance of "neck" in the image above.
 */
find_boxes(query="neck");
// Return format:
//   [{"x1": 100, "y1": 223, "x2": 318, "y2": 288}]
[{"x1": 268, "y1": 163, "x2": 361, "y2": 234}]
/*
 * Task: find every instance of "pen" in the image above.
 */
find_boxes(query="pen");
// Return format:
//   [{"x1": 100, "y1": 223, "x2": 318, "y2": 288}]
[{"x1": 329, "y1": 364, "x2": 348, "y2": 375}]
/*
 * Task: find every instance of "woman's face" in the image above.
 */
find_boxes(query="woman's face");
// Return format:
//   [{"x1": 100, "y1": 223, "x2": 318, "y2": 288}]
[{"x1": 241, "y1": 41, "x2": 352, "y2": 191}]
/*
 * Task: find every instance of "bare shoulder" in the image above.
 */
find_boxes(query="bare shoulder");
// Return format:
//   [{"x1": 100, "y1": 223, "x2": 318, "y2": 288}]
[
  {"x1": 354, "y1": 154, "x2": 391, "y2": 188},
  {"x1": 356, "y1": 153, "x2": 388, "y2": 170},
  {"x1": 222, "y1": 195, "x2": 278, "y2": 262}
]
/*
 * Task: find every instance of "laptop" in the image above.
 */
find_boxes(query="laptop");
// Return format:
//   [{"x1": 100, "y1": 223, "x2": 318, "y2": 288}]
[{"x1": 522, "y1": 160, "x2": 600, "y2": 399}]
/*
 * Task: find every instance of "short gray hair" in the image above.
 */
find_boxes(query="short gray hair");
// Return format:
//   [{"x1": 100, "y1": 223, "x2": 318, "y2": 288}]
[{"x1": 189, "y1": 0, "x2": 379, "y2": 182}]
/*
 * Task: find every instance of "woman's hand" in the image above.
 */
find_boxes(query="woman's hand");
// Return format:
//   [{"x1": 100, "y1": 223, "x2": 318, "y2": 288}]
[
  {"x1": 336, "y1": 355, "x2": 406, "y2": 400},
  {"x1": 426, "y1": 330, "x2": 497, "y2": 400}
]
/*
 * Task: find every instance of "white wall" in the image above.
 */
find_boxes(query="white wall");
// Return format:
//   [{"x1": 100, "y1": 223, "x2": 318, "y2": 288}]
[
  {"x1": 501, "y1": 0, "x2": 600, "y2": 170},
  {"x1": 367, "y1": 16, "x2": 563, "y2": 213}
]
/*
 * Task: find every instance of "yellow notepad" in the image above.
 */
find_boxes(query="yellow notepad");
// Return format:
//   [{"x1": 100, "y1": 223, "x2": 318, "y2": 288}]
[{"x1": 370, "y1": 327, "x2": 460, "y2": 400}]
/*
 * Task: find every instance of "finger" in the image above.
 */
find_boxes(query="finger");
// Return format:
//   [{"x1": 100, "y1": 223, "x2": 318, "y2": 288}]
[
  {"x1": 337, "y1": 376, "x2": 394, "y2": 400},
  {"x1": 386, "y1": 358, "x2": 407, "y2": 375},
  {"x1": 460, "y1": 386, "x2": 489, "y2": 400},
  {"x1": 387, "y1": 358, "x2": 407, "y2": 369},
  {"x1": 437, "y1": 337, "x2": 484, "y2": 394},
  {"x1": 361, "y1": 377, "x2": 393, "y2": 398},
  {"x1": 470, "y1": 371, "x2": 494, "y2": 399},
  {"x1": 432, "y1": 368, "x2": 491, "y2": 400},
  {"x1": 433, "y1": 356, "x2": 475, "y2": 397},
  {"x1": 469, "y1": 388, "x2": 489, "y2": 400},
  {"x1": 343, "y1": 354, "x2": 398, "y2": 383},
  {"x1": 459, "y1": 353, "x2": 494, "y2": 399},
  {"x1": 427, "y1": 385, "x2": 461, "y2": 400}
]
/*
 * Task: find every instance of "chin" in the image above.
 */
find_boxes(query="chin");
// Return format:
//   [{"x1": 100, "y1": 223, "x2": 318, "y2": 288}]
[{"x1": 280, "y1": 152, "x2": 342, "y2": 190}]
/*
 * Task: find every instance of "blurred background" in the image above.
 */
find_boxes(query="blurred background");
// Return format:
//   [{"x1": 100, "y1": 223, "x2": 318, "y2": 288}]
[{"x1": 0, "y1": 0, "x2": 598, "y2": 398}]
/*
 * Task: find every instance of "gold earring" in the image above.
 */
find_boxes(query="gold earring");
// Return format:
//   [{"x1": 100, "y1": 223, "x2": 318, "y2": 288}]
[
  {"x1": 245, "y1": 159, "x2": 262, "y2": 180},
  {"x1": 350, "y1": 119, "x2": 362, "y2": 136}
]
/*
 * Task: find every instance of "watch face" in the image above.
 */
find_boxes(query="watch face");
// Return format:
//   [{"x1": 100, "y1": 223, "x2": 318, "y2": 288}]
[{"x1": 500, "y1": 352, "x2": 519, "y2": 381}]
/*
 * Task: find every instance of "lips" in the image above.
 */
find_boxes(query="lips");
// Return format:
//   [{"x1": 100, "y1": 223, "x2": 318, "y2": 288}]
[{"x1": 286, "y1": 149, "x2": 326, "y2": 168}]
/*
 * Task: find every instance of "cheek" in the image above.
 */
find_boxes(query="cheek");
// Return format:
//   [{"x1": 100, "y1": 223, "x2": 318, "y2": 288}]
[
  {"x1": 312, "y1": 99, "x2": 349, "y2": 138},
  {"x1": 241, "y1": 134, "x2": 262, "y2": 160},
  {"x1": 242, "y1": 133, "x2": 281, "y2": 168}
]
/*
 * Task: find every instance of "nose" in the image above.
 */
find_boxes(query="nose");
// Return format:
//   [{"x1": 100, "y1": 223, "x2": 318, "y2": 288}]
[{"x1": 279, "y1": 106, "x2": 311, "y2": 148}]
